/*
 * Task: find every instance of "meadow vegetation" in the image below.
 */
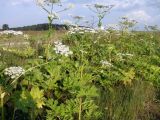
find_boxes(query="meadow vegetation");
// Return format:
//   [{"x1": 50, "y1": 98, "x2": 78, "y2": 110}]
[{"x1": 0, "y1": 0, "x2": 160, "y2": 120}]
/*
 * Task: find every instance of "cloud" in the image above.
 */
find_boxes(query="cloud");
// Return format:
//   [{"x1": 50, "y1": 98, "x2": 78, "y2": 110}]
[
  {"x1": 126, "y1": 10, "x2": 151, "y2": 23},
  {"x1": 10, "y1": 0, "x2": 33, "y2": 6},
  {"x1": 146, "y1": 0, "x2": 160, "y2": 8},
  {"x1": 1, "y1": 0, "x2": 159, "y2": 28},
  {"x1": 84, "y1": 0, "x2": 146, "y2": 10}
]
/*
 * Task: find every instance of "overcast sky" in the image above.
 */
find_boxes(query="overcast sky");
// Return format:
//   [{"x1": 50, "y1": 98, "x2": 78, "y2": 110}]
[{"x1": 0, "y1": 0, "x2": 159, "y2": 29}]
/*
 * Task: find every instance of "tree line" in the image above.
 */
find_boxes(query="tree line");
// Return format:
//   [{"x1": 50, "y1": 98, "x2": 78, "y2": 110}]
[{"x1": 1, "y1": 23, "x2": 69, "y2": 31}]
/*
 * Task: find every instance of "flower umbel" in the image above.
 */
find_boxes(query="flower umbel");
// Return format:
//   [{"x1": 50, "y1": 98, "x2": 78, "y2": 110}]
[
  {"x1": 100, "y1": 60, "x2": 113, "y2": 67},
  {"x1": 117, "y1": 53, "x2": 134, "y2": 57},
  {"x1": 54, "y1": 41, "x2": 73, "y2": 56},
  {"x1": 0, "y1": 30, "x2": 23, "y2": 35},
  {"x1": 4, "y1": 67, "x2": 25, "y2": 79}
]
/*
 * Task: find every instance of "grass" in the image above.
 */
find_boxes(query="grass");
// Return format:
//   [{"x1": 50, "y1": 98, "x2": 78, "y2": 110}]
[{"x1": 97, "y1": 81, "x2": 155, "y2": 120}]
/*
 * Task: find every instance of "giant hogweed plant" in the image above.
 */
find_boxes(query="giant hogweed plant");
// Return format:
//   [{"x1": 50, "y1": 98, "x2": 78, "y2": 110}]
[
  {"x1": 36, "y1": 0, "x2": 73, "y2": 29},
  {"x1": 86, "y1": 3, "x2": 114, "y2": 28},
  {"x1": 119, "y1": 17, "x2": 138, "y2": 35},
  {"x1": 36, "y1": 0, "x2": 74, "y2": 61}
]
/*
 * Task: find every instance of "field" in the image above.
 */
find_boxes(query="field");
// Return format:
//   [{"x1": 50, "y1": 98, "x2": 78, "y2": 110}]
[
  {"x1": 0, "y1": 28, "x2": 160, "y2": 120},
  {"x1": 1, "y1": 1, "x2": 160, "y2": 120}
]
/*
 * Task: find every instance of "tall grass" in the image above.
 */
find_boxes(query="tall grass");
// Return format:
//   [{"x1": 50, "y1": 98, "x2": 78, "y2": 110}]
[{"x1": 97, "y1": 81, "x2": 155, "y2": 120}]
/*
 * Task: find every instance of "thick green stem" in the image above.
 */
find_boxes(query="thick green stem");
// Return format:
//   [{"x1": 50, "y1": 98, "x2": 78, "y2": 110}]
[
  {"x1": 1, "y1": 97, "x2": 4, "y2": 120},
  {"x1": 46, "y1": 18, "x2": 52, "y2": 62},
  {"x1": 78, "y1": 50, "x2": 84, "y2": 120},
  {"x1": 12, "y1": 108, "x2": 16, "y2": 120},
  {"x1": 78, "y1": 97, "x2": 82, "y2": 120},
  {"x1": 30, "y1": 109, "x2": 35, "y2": 120},
  {"x1": 46, "y1": 17, "x2": 54, "y2": 62},
  {"x1": 98, "y1": 19, "x2": 102, "y2": 28}
]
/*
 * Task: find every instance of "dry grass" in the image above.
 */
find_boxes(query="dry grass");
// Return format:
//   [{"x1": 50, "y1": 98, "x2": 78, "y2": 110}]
[{"x1": 0, "y1": 30, "x2": 66, "y2": 48}]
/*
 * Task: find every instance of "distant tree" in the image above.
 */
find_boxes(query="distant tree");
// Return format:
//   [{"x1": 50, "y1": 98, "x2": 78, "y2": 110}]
[{"x1": 2, "y1": 24, "x2": 9, "y2": 30}]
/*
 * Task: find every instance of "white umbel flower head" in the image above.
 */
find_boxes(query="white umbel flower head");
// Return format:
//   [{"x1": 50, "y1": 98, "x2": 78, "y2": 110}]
[
  {"x1": 100, "y1": 60, "x2": 113, "y2": 67},
  {"x1": 68, "y1": 3, "x2": 75, "y2": 9},
  {"x1": 117, "y1": 53, "x2": 134, "y2": 57},
  {"x1": 68, "y1": 26, "x2": 97, "y2": 34},
  {"x1": 54, "y1": 41, "x2": 73, "y2": 57},
  {"x1": 48, "y1": 12, "x2": 59, "y2": 19},
  {"x1": 49, "y1": 0, "x2": 60, "y2": 3},
  {"x1": 36, "y1": 0, "x2": 45, "y2": 6},
  {"x1": 4, "y1": 66, "x2": 25, "y2": 79},
  {"x1": 0, "y1": 30, "x2": 23, "y2": 35},
  {"x1": 36, "y1": 0, "x2": 60, "y2": 6},
  {"x1": 63, "y1": 20, "x2": 73, "y2": 26},
  {"x1": 23, "y1": 34, "x2": 29, "y2": 40},
  {"x1": 99, "y1": 26, "x2": 105, "y2": 30}
]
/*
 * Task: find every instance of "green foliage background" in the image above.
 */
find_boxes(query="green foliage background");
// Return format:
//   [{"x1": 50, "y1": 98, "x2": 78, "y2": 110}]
[{"x1": 0, "y1": 28, "x2": 160, "y2": 120}]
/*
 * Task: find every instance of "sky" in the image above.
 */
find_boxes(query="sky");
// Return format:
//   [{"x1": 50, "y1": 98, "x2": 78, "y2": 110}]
[{"x1": 0, "y1": 0, "x2": 160, "y2": 29}]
